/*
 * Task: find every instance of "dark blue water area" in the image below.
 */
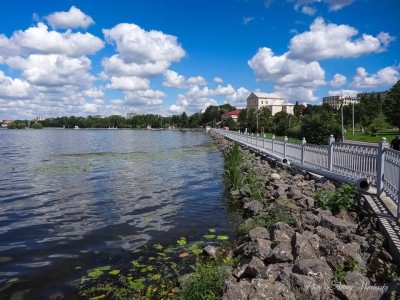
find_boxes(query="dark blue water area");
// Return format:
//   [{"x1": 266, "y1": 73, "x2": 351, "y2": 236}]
[{"x1": 0, "y1": 129, "x2": 235, "y2": 299}]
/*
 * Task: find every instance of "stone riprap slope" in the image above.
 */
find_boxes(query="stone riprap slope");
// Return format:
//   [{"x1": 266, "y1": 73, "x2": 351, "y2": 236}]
[{"x1": 210, "y1": 130, "x2": 400, "y2": 300}]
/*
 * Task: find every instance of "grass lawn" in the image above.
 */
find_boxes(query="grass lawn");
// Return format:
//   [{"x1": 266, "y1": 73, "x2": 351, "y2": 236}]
[
  {"x1": 344, "y1": 129, "x2": 399, "y2": 143},
  {"x1": 247, "y1": 128, "x2": 399, "y2": 144}
]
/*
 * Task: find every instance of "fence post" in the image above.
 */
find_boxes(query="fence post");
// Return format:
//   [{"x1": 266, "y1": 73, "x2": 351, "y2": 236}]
[
  {"x1": 272, "y1": 134, "x2": 275, "y2": 154},
  {"x1": 256, "y1": 133, "x2": 259, "y2": 148},
  {"x1": 328, "y1": 135, "x2": 335, "y2": 172},
  {"x1": 263, "y1": 134, "x2": 266, "y2": 149},
  {"x1": 284, "y1": 136, "x2": 288, "y2": 158},
  {"x1": 376, "y1": 137, "x2": 389, "y2": 195},
  {"x1": 301, "y1": 137, "x2": 306, "y2": 164}
]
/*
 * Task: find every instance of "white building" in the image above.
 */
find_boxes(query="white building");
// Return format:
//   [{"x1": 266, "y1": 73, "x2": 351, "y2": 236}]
[
  {"x1": 322, "y1": 95, "x2": 359, "y2": 110},
  {"x1": 246, "y1": 92, "x2": 294, "y2": 116}
]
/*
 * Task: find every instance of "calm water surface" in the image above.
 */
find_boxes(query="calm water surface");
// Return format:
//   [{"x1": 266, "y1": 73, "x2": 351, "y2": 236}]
[{"x1": 0, "y1": 129, "x2": 232, "y2": 299}]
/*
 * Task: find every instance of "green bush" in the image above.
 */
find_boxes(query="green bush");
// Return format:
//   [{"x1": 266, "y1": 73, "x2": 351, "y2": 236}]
[
  {"x1": 238, "y1": 206, "x2": 292, "y2": 234},
  {"x1": 178, "y1": 261, "x2": 229, "y2": 300},
  {"x1": 31, "y1": 122, "x2": 43, "y2": 129},
  {"x1": 313, "y1": 183, "x2": 357, "y2": 213}
]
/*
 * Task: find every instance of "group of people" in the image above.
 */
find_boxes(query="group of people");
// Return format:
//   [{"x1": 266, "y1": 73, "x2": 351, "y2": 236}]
[{"x1": 391, "y1": 135, "x2": 400, "y2": 150}]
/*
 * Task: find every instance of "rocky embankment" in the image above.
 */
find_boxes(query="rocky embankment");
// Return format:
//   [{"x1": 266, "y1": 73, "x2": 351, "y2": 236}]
[{"x1": 210, "y1": 130, "x2": 400, "y2": 300}]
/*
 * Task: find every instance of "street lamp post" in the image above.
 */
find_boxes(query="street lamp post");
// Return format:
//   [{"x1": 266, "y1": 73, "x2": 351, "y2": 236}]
[
  {"x1": 340, "y1": 99, "x2": 344, "y2": 142},
  {"x1": 352, "y1": 102, "x2": 355, "y2": 135}
]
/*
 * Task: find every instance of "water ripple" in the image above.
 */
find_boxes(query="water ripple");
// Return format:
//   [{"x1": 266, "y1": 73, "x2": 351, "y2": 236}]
[{"x1": 0, "y1": 129, "x2": 230, "y2": 298}]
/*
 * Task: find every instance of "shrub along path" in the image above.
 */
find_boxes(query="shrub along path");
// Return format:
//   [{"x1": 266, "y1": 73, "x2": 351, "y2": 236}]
[{"x1": 210, "y1": 130, "x2": 400, "y2": 300}]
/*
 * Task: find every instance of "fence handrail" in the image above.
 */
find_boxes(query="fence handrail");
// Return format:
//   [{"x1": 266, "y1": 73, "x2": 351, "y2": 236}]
[{"x1": 214, "y1": 129, "x2": 400, "y2": 218}]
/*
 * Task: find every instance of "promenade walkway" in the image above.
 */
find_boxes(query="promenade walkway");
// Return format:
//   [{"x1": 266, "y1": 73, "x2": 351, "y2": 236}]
[{"x1": 213, "y1": 129, "x2": 400, "y2": 263}]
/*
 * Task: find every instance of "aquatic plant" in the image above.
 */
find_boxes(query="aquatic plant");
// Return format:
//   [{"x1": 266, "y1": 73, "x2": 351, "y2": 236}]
[{"x1": 78, "y1": 229, "x2": 233, "y2": 299}]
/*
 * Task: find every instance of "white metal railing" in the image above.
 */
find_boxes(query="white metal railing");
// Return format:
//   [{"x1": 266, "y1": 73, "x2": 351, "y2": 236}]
[{"x1": 214, "y1": 129, "x2": 400, "y2": 218}]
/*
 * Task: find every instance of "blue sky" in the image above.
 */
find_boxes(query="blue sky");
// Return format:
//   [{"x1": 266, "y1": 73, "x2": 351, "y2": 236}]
[{"x1": 0, "y1": 0, "x2": 398, "y2": 119}]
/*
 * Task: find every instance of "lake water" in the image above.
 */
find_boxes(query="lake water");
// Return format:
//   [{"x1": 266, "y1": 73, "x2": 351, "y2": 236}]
[{"x1": 0, "y1": 129, "x2": 233, "y2": 299}]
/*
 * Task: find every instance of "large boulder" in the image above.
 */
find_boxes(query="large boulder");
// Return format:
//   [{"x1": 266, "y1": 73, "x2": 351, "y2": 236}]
[
  {"x1": 235, "y1": 238, "x2": 272, "y2": 260},
  {"x1": 293, "y1": 231, "x2": 321, "y2": 260},
  {"x1": 243, "y1": 200, "x2": 264, "y2": 217},
  {"x1": 293, "y1": 258, "x2": 333, "y2": 285},
  {"x1": 320, "y1": 213, "x2": 357, "y2": 234}
]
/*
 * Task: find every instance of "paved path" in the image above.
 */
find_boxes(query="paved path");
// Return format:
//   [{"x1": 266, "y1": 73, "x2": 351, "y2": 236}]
[{"x1": 343, "y1": 139, "x2": 379, "y2": 147}]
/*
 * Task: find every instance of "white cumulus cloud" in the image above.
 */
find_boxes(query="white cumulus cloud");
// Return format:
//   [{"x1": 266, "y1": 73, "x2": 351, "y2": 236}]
[
  {"x1": 6, "y1": 54, "x2": 94, "y2": 88},
  {"x1": 288, "y1": 17, "x2": 393, "y2": 61},
  {"x1": 103, "y1": 23, "x2": 185, "y2": 65},
  {"x1": 0, "y1": 71, "x2": 31, "y2": 98},
  {"x1": 102, "y1": 23, "x2": 186, "y2": 83},
  {"x1": 45, "y1": 6, "x2": 95, "y2": 29},
  {"x1": 330, "y1": 73, "x2": 347, "y2": 87},
  {"x1": 0, "y1": 22, "x2": 104, "y2": 58},
  {"x1": 352, "y1": 66, "x2": 400, "y2": 88},
  {"x1": 106, "y1": 76, "x2": 150, "y2": 91},
  {"x1": 163, "y1": 70, "x2": 187, "y2": 88},
  {"x1": 248, "y1": 47, "x2": 325, "y2": 87}
]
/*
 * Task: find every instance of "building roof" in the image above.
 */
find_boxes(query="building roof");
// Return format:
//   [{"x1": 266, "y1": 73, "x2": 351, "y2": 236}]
[
  {"x1": 250, "y1": 92, "x2": 283, "y2": 99},
  {"x1": 223, "y1": 109, "x2": 241, "y2": 116}
]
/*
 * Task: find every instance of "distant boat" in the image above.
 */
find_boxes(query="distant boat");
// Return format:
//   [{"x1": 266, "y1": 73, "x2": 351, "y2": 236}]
[
  {"x1": 74, "y1": 125, "x2": 79, "y2": 129},
  {"x1": 147, "y1": 125, "x2": 151, "y2": 130}
]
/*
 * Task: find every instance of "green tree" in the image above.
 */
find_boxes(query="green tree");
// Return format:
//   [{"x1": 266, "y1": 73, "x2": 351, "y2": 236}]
[
  {"x1": 109, "y1": 115, "x2": 126, "y2": 128},
  {"x1": 221, "y1": 117, "x2": 239, "y2": 131},
  {"x1": 247, "y1": 108, "x2": 257, "y2": 133},
  {"x1": 202, "y1": 106, "x2": 220, "y2": 126},
  {"x1": 180, "y1": 112, "x2": 189, "y2": 127},
  {"x1": 219, "y1": 103, "x2": 235, "y2": 115},
  {"x1": 31, "y1": 122, "x2": 43, "y2": 129},
  {"x1": 384, "y1": 80, "x2": 400, "y2": 132},
  {"x1": 300, "y1": 110, "x2": 341, "y2": 144},
  {"x1": 188, "y1": 112, "x2": 202, "y2": 128},
  {"x1": 293, "y1": 101, "x2": 306, "y2": 118},
  {"x1": 272, "y1": 111, "x2": 290, "y2": 136},
  {"x1": 258, "y1": 107, "x2": 272, "y2": 133}
]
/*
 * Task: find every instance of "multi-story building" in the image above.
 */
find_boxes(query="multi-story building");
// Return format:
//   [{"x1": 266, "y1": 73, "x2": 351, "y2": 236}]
[
  {"x1": 322, "y1": 95, "x2": 359, "y2": 109},
  {"x1": 127, "y1": 113, "x2": 137, "y2": 119},
  {"x1": 221, "y1": 109, "x2": 241, "y2": 122},
  {"x1": 357, "y1": 91, "x2": 387, "y2": 102},
  {"x1": 246, "y1": 92, "x2": 294, "y2": 116}
]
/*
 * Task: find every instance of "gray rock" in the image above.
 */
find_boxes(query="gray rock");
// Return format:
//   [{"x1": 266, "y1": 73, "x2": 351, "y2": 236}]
[
  {"x1": 244, "y1": 256, "x2": 266, "y2": 278},
  {"x1": 266, "y1": 242, "x2": 294, "y2": 263},
  {"x1": 325, "y1": 241, "x2": 362, "y2": 269},
  {"x1": 270, "y1": 172, "x2": 281, "y2": 180},
  {"x1": 232, "y1": 263, "x2": 248, "y2": 279},
  {"x1": 287, "y1": 273, "x2": 331, "y2": 300},
  {"x1": 314, "y1": 226, "x2": 337, "y2": 240},
  {"x1": 235, "y1": 238, "x2": 272, "y2": 260},
  {"x1": 293, "y1": 258, "x2": 333, "y2": 285},
  {"x1": 270, "y1": 222, "x2": 295, "y2": 243},
  {"x1": 320, "y1": 214, "x2": 357, "y2": 234},
  {"x1": 243, "y1": 200, "x2": 264, "y2": 217},
  {"x1": 274, "y1": 187, "x2": 287, "y2": 199},
  {"x1": 246, "y1": 227, "x2": 270, "y2": 241},
  {"x1": 249, "y1": 278, "x2": 296, "y2": 300},
  {"x1": 222, "y1": 279, "x2": 253, "y2": 300},
  {"x1": 302, "y1": 211, "x2": 322, "y2": 227},
  {"x1": 287, "y1": 187, "x2": 304, "y2": 200},
  {"x1": 203, "y1": 245, "x2": 219, "y2": 257},
  {"x1": 293, "y1": 231, "x2": 321, "y2": 260},
  {"x1": 264, "y1": 262, "x2": 292, "y2": 281}
]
